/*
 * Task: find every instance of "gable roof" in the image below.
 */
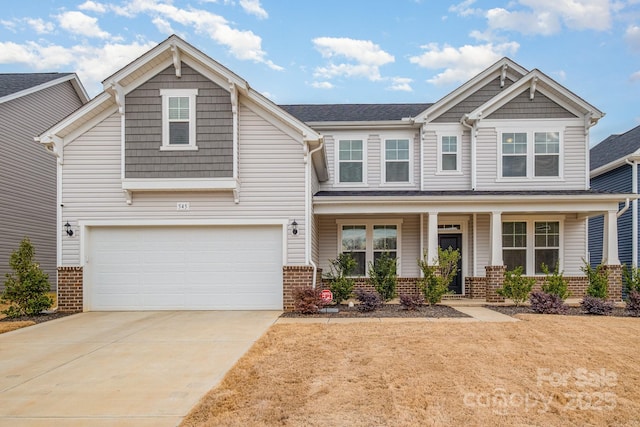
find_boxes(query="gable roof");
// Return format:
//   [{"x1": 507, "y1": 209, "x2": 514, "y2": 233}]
[
  {"x1": 280, "y1": 103, "x2": 432, "y2": 123},
  {"x1": 590, "y1": 124, "x2": 640, "y2": 175},
  {"x1": 0, "y1": 73, "x2": 89, "y2": 104}
]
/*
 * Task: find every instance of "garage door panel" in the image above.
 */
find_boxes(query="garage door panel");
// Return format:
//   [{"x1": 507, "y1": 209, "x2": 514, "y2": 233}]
[{"x1": 88, "y1": 226, "x2": 283, "y2": 310}]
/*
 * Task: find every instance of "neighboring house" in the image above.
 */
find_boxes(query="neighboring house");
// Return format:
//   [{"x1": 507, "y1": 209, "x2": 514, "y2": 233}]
[
  {"x1": 0, "y1": 73, "x2": 88, "y2": 288},
  {"x1": 38, "y1": 35, "x2": 628, "y2": 312},
  {"x1": 589, "y1": 124, "x2": 640, "y2": 273}
]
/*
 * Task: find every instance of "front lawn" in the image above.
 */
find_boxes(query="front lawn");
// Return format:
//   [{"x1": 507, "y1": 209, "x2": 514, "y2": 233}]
[
  {"x1": 182, "y1": 315, "x2": 640, "y2": 426},
  {"x1": 0, "y1": 292, "x2": 57, "y2": 334}
]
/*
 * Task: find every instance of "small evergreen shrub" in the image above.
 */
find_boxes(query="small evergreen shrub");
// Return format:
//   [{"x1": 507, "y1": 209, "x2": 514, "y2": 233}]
[
  {"x1": 399, "y1": 293, "x2": 424, "y2": 311},
  {"x1": 540, "y1": 263, "x2": 571, "y2": 300},
  {"x1": 623, "y1": 265, "x2": 640, "y2": 294},
  {"x1": 368, "y1": 252, "x2": 397, "y2": 302},
  {"x1": 529, "y1": 291, "x2": 567, "y2": 314},
  {"x1": 293, "y1": 288, "x2": 326, "y2": 314},
  {"x1": 1, "y1": 237, "x2": 53, "y2": 318},
  {"x1": 323, "y1": 253, "x2": 357, "y2": 305},
  {"x1": 417, "y1": 247, "x2": 460, "y2": 305},
  {"x1": 355, "y1": 289, "x2": 382, "y2": 312},
  {"x1": 582, "y1": 262, "x2": 609, "y2": 299},
  {"x1": 581, "y1": 295, "x2": 614, "y2": 315},
  {"x1": 497, "y1": 266, "x2": 534, "y2": 306},
  {"x1": 626, "y1": 290, "x2": 640, "y2": 317}
]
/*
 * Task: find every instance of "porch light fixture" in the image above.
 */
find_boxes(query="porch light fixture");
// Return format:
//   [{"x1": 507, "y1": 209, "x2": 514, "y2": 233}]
[
  {"x1": 64, "y1": 221, "x2": 73, "y2": 237},
  {"x1": 291, "y1": 220, "x2": 298, "y2": 235}
]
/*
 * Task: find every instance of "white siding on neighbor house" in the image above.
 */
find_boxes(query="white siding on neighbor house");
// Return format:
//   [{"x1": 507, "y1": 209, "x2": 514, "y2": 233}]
[
  {"x1": 475, "y1": 121, "x2": 587, "y2": 191},
  {"x1": 60, "y1": 103, "x2": 307, "y2": 266},
  {"x1": 422, "y1": 129, "x2": 472, "y2": 190}
]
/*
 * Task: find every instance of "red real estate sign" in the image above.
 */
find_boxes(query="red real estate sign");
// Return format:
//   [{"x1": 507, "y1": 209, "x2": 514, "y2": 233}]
[{"x1": 320, "y1": 289, "x2": 333, "y2": 303}]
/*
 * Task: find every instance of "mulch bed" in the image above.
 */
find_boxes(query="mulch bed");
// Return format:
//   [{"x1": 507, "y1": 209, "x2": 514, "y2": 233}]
[
  {"x1": 0, "y1": 311, "x2": 73, "y2": 324},
  {"x1": 486, "y1": 305, "x2": 640, "y2": 318},
  {"x1": 281, "y1": 303, "x2": 470, "y2": 318}
]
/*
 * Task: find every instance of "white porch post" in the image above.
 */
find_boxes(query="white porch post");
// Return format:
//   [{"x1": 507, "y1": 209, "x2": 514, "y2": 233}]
[
  {"x1": 490, "y1": 211, "x2": 503, "y2": 266},
  {"x1": 427, "y1": 211, "x2": 439, "y2": 265},
  {"x1": 603, "y1": 210, "x2": 620, "y2": 265}
]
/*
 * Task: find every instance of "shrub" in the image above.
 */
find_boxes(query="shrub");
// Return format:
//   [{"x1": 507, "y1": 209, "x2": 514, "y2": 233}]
[
  {"x1": 623, "y1": 265, "x2": 640, "y2": 294},
  {"x1": 582, "y1": 262, "x2": 609, "y2": 299},
  {"x1": 1, "y1": 237, "x2": 53, "y2": 318},
  {"x1": 529, "y1": 291, "x2": 567, "y2": 314},
  {"x1": 367, "y1": 252, "x2": 397, "y2": 302},
  {"x1": 323, "y1": 253, "x2": 357, "y2": 305},
  {"x1": 399, "y1": 293, "x2": 424, "y2": 311},
  {"x1": 355, "y1": 289, "x2": 382, "y2": 312},
  {"x1": 417, "y1": 247, "x2": 460, "y2": 305},
  {"x1": 540, "y1": 263, "x2": 571, "y2": 300},
  {"x1": 626, "y1": 290, "x2": 640, "y2": 317},
  {"x1": 293, "y1": 288, "x2": 326, "y2": 314},
  {"x1": 581, "y1": 295, "x2": 614, "y2": 315},
  {"x1": 497, "y1": 266, "x2": 535, "y2": 306}
]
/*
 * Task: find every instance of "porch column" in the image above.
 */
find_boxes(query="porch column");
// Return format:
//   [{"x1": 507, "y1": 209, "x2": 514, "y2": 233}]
[
  {"x1": 427, "y1": 211, "x2": 439, "y2": 265},
  {"x1": 489, "y1": 211, "x2": 503, "y2": 266},
  {"x1": 602, "y1": 210, "x2": 620, "y2": 265}
]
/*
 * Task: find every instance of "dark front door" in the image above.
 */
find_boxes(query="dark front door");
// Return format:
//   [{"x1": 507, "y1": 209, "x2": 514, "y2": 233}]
[{"x1": 438, "y1": 234, "x2": 462, "y2": 294}]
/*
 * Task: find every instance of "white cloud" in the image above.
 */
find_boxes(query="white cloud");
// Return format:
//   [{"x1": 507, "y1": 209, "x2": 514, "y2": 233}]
[
  {"x1": 449, "y1": 0, "x2": 481, "y2": 17},
  {"x1": 239, "y1": 0, "x2": 268, "y2": 19},
  {"x1": 57, "y1": 11, "x2": 111, "y2": 39},
  {"x1": 152, "y1": 16, "x2": 174, "y2": 35},
  {"x1": 631, "y1": 70, "x2": 640, "y2": 82},
  {"x1": 387, "y1": 77, "x2": 413, "y2": 92},
  {"x1": 409, "y1": 42, "x2": 520, "y2": 85},
  {"x1": 312, "y1": 37, "x2": 394, "y2": 81},
  {"x1": 486, "y1": 8, "x2": 561, "y2": 35},
  {"x1": 1, "y1": 20, "x2": 18, "y2": 32},
  {"x1": 311, "y1": 81, "x2": 334, "y2": 89},
  {"x1": 78, "y1": 1, "x2": 108, "y2": 13},
  {"x1": 625, "y1": 25, "x2": 640, "y2": 51},
  {"x1": 26, "y1": 18, "x2": 54, "y2": 34}
]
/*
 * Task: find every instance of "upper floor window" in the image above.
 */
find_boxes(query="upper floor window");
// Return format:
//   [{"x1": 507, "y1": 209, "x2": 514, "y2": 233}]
[
  {"x1": 500, "y1": 130, "x2": 561, "y2": 179},
  {"x1": 160, "y1": 88, "x2": 198, "y2": 150},
  {"x1": 338, "y1": 139, "x2": 364, "y2": 183},
  {"x1": 440, "y1": 135, "x2": 459, "y2": 172},
  {"x1": 384, "y1": 139, "x2": 410, "y2": 183}
]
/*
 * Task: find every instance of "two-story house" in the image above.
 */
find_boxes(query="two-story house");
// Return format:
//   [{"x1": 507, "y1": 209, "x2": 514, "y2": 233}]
[{"x1": 39, "y1": 35, "x2": 627, "y2": 312}]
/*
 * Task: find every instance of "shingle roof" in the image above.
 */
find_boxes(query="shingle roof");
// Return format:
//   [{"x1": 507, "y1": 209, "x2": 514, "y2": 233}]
[
  {"x1": 590, "y1": 124, "x2": 640, "y2": 171},
  {"x1": 280, "y1": 103, "x2": 432, "y2": 122},
  {"x1": 0, "y1": 73, "x2": 74, "y2": 98}
]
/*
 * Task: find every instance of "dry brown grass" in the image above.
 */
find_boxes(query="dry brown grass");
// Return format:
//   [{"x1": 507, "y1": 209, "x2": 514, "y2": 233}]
[
  {"x1": 0, "y1": 291, "x2": 57, "y2": 334},
  {"x1": 182, "y1": 315, "x2": 640, "y2": 427}
]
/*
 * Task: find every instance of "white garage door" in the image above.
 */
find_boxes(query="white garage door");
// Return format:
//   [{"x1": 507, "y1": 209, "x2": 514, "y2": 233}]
[{"x1": 87, "y1": 226, "x2": 283, "y2": 310}]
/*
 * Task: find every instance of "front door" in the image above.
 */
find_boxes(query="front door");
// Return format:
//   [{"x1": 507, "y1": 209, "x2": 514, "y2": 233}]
[{"x1": 438, "y1": 234, "x2": 462, "y2": 294}]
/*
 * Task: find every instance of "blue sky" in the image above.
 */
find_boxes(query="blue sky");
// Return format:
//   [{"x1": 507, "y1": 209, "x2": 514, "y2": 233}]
[{"x1": 0, "y1": 0, "x2": 639, "y2": 144}]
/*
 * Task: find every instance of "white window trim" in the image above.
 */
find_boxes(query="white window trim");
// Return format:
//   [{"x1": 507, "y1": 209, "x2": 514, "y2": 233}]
[
  {"x1": 436, "y1": 132, "x2": 462, "y2": 175},
  {"x1": 336, "y1": 219, "x2": 403, "y2": 276},
  {"x1": 160, "y1": 88, "x2": 198, "y2": 151},
  {"x1": 381, "y1": 137, "x2": 414, "y2": 185},
  {"x1": 496, "y1": 126, "x2": 564, "y2": 182},
  {"x1": 334, "y1": 136, "x2": 368, "y2": 186},
  {"x1": 502, "y1": 215, "x2": 564, "y2": 275}
]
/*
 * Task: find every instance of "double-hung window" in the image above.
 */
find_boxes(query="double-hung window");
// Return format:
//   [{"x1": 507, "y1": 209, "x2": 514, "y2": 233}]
[
  {"x1": 338, "y1": 139, "x2": 364, "y2": 183},
  {"x1": 502, "y1": 219, "x2": 561, "y2": 274},
  {"x1": 534, "y1": 221, "x2": 560, "y2": 272},
  {"x1": 500, "y1": 130, "x2": 561, "y2": 178},
  {"x1": 534, "y1": 132, "x2": 560, "y2": 177},
  {"x1": 501, "y1": 133, "x2": 527, "y2": 177},
  {"x1": 339, "y1": 221, "x2": 401, "y2": 276},
  {"x1": 160, "y1": 88, "x2": 198, "y2": 150},
  {"x1": 502, "y1": 221, "x2": 527, "y2": 272},
  {"x1": 440, "y1": 135, "x2": 459, "y2": 172},
  {"x1": 384, "y1": 139, "x2": 410, "y2": 183}
]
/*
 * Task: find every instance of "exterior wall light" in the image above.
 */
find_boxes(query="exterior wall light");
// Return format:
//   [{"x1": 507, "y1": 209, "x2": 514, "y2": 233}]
[
  {"x1": 291, "y1": 220, "x2": 298, "y2": 235},
  {"x1": 64, "y1": 222, "x2": 74, "y2": 237}
]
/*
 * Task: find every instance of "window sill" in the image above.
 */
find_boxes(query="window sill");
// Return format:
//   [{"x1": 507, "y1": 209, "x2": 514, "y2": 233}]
[
  {"x1": 435, "y1": 171, "x2": 463, "y2": 176},
  {"x1": 495, "y1": 177, "x2": 565, "y2": 183},
  {"x1": 334, "y1": 182, "x2": 369, "y2": 187},
  {"x1": 159, "y1": 145, "x2": 199, "y2": 151},
  {"x1": 122, "y1": 178, "x2": 237, "y2": 191}
]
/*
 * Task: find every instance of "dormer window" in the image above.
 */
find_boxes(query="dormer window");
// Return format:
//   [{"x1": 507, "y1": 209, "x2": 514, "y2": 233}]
[{"x1": 160, "y1": 88, "x2": 198, "y2": 150}]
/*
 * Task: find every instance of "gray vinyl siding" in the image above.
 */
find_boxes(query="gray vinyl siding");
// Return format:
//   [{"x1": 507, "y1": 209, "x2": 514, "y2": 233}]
[
  {"x1": 61, "y1": 103, "x2": 307, "y2": 266},
  {"x1": 0, "y1": 81, "x2": 84, "y2": 288},
  {"x1": 487, "y1": 90, "x2": 577, "y2": 119},
  {"x1": 589, "y1": 165, "x2": 633, "y2": 268},
  {"x1": 125, "y1": 63, "x2": 233, "y2": 178},
  {"x1": 422, "y1": 129, "x2": 472, "y2": 190},
  {"x1": 432, "y1": 77, "x2": 515, "y2": 123}
]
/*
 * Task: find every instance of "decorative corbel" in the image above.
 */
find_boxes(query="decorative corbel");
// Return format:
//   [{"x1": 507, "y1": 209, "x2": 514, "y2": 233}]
[
  {"x1": 584, "y1": 112, "x2": 595, "y2": 136},
  {"x1": 229, "y1": 82, "x2": 238, "y2": 113},
  {"x1": 529, "y1": 76, "x2": 538, "y2": 100},
  {"x1": 110, "y1": 82, "x2": 125, "y2": 115},
  {"x1": 123, "y1": 189, "x2": 132, "y2": 205},
  {"x1": 500, "y1": 63, "x2": 508, "y2": 88},
  {"x1": 171, "y1": 43, "x2": 182, "y2": 78}
]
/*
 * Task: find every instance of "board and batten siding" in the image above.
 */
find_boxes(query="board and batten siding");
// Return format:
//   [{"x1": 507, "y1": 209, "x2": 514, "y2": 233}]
[
  {"x1": 0, "y1": 81, "x2": 85, "y2": 286},
  {"x1": 125, "y1": 63, "x2": 233, "y2": 178},
  {"x1": 61, "y1": 103, "x2": 307, "y2": 266}
]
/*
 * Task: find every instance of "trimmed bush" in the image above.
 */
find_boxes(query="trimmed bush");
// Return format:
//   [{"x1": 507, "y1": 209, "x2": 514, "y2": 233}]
[
  {"x1": 417, "y1": 247, "x2": 460, "y2": 305},
  {"x1": 626, "y1": 290, "x2": 640, "y2": 317},
  {"x1": 399, "y1": 293, "x2": 424, "y2": 311},
  {"x1": 293, "y1": 288, "x2": 326, "y2": 314},
  {"x1": 355, "y1": 289, "x2": 382, "y2": 312},
  {"x1": 368, "y1": 252, "x2": 397, "y2": 302},
  {"x1": 540, "y1": 263, "x2": 571, "y2": 300},
  {"x1": 529, "y1": 291, "x2": 567, "y2": 314},
  {"x1": 582, "y1": 262, "x2": 609, "y2": 299},
  {"x1": 497, "y1": 266, "x2": 534, "y2": 307},
  {"x1": 581, "y1": 295, "x2": 614, "y2": 315},
  {"x1": 323, "y1": 253, "x2": 357, "y2": 305},
  {"x1": 1, "y1": 237, "x2": 53, "y2": 318}
]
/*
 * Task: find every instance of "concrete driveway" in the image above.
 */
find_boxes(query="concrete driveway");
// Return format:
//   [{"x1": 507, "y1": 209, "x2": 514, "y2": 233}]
[{"x1": 0, "y1": 311, "x2": 280, "y2": 426}]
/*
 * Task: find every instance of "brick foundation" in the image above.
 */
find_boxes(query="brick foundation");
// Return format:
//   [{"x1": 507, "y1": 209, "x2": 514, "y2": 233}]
[
  {"x1": 282, "y1": 265, "x2": 316, "y2": 311},
  {"x1": 600, "y1": 264, "x2": 623, "y2": 302},
  {"x1": 485, "y1": 265, "x2": 506, "y2": 303},
  {"x1": 465, "y1": 276, "x2": 487, "y2": 300},
  {"x1": 57, "y1": 267, "x2": 83, "y2": 313}
]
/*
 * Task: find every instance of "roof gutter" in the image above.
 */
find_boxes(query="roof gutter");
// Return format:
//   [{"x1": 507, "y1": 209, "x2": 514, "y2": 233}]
[
  {"x1": 627, "y1": 159, "x2": 638, "y2": 268},
  {"x1": 461, "y1": 114, "x2": 477, "y2": 190}
]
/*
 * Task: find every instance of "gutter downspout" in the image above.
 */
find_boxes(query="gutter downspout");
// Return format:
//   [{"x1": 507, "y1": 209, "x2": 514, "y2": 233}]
[
  {"x1": 305, "y1": 139, "x2": 325, "y2": 289},
  {"x1": 461, "y1": 115, "x2": 476, "y2": 190},
  {"x1": 626, "y1": 159, "x2": 638, "y2": 268}
]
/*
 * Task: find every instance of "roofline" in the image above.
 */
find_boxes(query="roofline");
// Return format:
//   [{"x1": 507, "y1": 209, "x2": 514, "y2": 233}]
[
  {"x1": 302, "y1": 120, "x2": 420, "y2": 130},
  {"x1": 0, "y1": 73, "x2": 90, "y2": 105},
  {"x1": 591, "y1": 153, "x2": 640, "y2": 177}
]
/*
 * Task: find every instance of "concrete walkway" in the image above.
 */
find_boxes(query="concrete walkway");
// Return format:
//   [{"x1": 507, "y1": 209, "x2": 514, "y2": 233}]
[{"x1": 0, "y1": 311, "x2": 280, "y2": 427}]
